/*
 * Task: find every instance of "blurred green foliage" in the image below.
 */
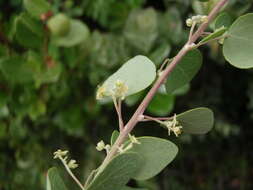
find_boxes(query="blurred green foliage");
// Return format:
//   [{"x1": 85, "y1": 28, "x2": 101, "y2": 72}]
[{"x1": 0, "y1": 0, "x2": 253, "y2": 189}]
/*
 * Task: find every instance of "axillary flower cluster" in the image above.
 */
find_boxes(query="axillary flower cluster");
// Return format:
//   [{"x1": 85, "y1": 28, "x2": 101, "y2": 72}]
[
  {"x1": 96, "y1": 79, "x2": 128, "y2": 100},
  {"x1": 96, "y1": 134, "x2": 140, "y2": 155},
  {"x1": 186, "y1": 15, "x2": 208, "y2": 27},
  {"x1": 162, "y1": 114, "x2": 183, "y2": 137},
  {"x1": 53, "y1": 149, "x2": 78, "y2": 169}
]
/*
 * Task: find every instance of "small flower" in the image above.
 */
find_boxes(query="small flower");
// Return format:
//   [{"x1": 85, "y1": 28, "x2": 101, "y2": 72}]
[
  {"x1": 53, "y1": 149, "x2": 68, "y2": 159},
  {"x1": 186, "y1": 15, "x2": 208, "y2": 27},
  {"x1": 186, "y1": 18, "x2": 193, "y2": 27},
  {"x1": 96, "y1": 140, "x2": 105, "y2": 151},
  {"x1": 172, "y1": 126, "x2": 183, "y2": 137},
  {"x1": 67, "y1": 159, "x2": 78, "y2": 169},
  {"x1": 200, "y1": 15, "x2": 208, "y2": 23},
  {"x1": 129, "y1": 134, "x2": 141, "y2": 144},
  {"x1": 112, "y1": 80, "x2": 128, "y2": 100},
  {"x1": 96, "y1": 85, "x2": 107, "y2": 100},
  {"x1": 163, "y1": 114, "x2": 183, "y2": 137}
]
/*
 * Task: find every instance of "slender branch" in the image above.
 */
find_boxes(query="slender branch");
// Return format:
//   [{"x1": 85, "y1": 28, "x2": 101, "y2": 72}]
[
  {"x1": 142, "y1": 115, "x2": 165, "y2": 125},
  {"x1": 189, "y1": 0, "x2": 228, "y2": 43},
  {"x1": 188, "y1": 22, "x2": 196, "y2": 42},
  {"x1": 112, "y1": 97, "x2": 124, "y2": 131},
  {"x1": 59, "y1": 157, "x2": 85, "y2": 190},
  {"x1": 141, "y1": 115, "x2": 173, "y2": 122},
  {"x1": 97, "y1": 0, "x2": 229, "y2": 173}
]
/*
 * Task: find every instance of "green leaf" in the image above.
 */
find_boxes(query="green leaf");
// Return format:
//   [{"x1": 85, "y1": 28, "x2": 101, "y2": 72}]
[
  {"x1": 177, "y1": 107, "x2": 214, "y2": 134},
  {"x1": 214, "y1": 12, "x2": 233, "y2": 29},
  {"x1": 149, "y1": 43, "x2": 171, "y2": 65},
  {"x1": 24, "y1": 0, "x2": 51, "y2": 19},
  {"x1": 111, "y1": 130, "x2": 120, "y2": 145},
  {"x1": 100, "y1": 55, "x2": 156, "y2": 99},
  {"x1": 15, "y1": 13, "x2": 44, "y2": 48},
  {"x1": 199, "y1": 26, "x2": 227, "y2": 44},
  {"x1": 47, "y1": 167, "x2": 68, "y2": 190},
  {"x1": 127, "y1": 137, "x2": 178, "y2": 180},
  {"x1": 223, "y1": 13, "x2": 253, "y2": 69},
  {"x1": 87, "y1": 153, "x2": 141, "y2": 190},
  {"x1": 0, "y1": 57, "x2": 38, "y2": 84},
  {"x1": 52, "y1": 19, "x2": 90, "y2": 47},
  {"x1": 36, "y1": 64, "x2": 62, "y2": 86},
  {"x1": 147, "y1": 93, "x2": 174, "y2": 116},
  {"x1": 165, "y1": 49, "x2": 202, "y2": 93},
  {"x1": 124, "y1": 8, "x2": 158, "y2": 53}
]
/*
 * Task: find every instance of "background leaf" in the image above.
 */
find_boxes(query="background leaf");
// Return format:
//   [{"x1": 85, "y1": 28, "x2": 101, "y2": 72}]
[
  {"x1": 214, "y1": 12, "x2": 233, "y2": 29},
  {"x1": 15, "y1": 13, "x2": 44, "y2": 48},
  {"x1": 24, "y1": 0, "x2": 51, "y2": 19},
  {"x1": 223, "y1": 13, "x2": 253, "y2": 69},
  {"x1": 52, "y1": 19, "x2": 90, "y2": 47},
  {"x1": 177, "y1": 107, "x2": 214, "y2": 134},
  {"x1": 147, "y1": 93, "x2": 174, "y2": 116},
  {"x1": 165, "y1": 49, "x2": 202, "y2": 93}
]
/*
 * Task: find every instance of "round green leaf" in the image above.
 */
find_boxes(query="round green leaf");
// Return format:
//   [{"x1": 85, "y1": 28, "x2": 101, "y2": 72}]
[
  {"x1": 223, "y1": 13, "x2": 253, "y2": 69},
  {"x1": 177, "y1": 107, "x2": 214, "y2": 134},
  {"x1": 128, "y1": 137, "x2": 178, "y2": 180},
  {"x1": 214, "y1": 12, "x2": 232, "y2": 29},
  {"x1": 147, "y1": 93, "x2": 174, "y2": 116},
  {"x1": 24, "y1": 0, "x2": 51, "y2": 19},
  {"x1": 15, "y1": 13, "x2": 44, "y2": 48},
  {"x1": 87, "y1": 153, "x2": 141, "y2": 190},
  {"x1": 165, "y1": 49, "x2": 202, "y2": 93},
  {"x1": 47, "y1": 167, "x2": 68, "y2": 190},
  {"x1": 52, "y1": 19, "x2": 90, "y2": 47},
  {"x1": 101, "y1": 55, "x2": 156, "y2": 99}
]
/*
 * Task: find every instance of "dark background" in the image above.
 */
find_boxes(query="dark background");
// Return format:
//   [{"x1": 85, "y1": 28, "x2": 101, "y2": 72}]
[{"x1": 0, "y1": 0, "x2": 253, "y2": 189}]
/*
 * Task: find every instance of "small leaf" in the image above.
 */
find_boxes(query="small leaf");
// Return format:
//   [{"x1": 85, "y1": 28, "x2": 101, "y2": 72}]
[
  {"x1": 214, "y1": 12, "x2": 232, "y2": 29},
  {"x1": 199, "y1": 26, "x2": 227, "y2": 44},
  {"x1": 165, "y1": 49, "x2": 202, "y2": 93},
  {"x1": 100, "y1": 55, "x2": 156, "y2": 99},
  {"x1": 47, "y1": 167, "x2": 68, "y2": 190},
  {"x1": 15, "y1": 13, "x2": 44, "y2": 48},
  {"x1": 150, "y1": 43, "x2": 171, "y2": 65},
  {"x1": 147, "y1": 93, "x2": 174, "y2": 116},
  {"x1": 111, "y1": 130, "x2": 120, "y2": 145},
  {"x1": 52, "y1": 19, "x2": 90, "y2": 47},
  {"x1": 177, "y1": 107, "x2": 214, "y2": 134},
  {"x1": 127, "y1": 137, "x2": 178, "y2": 180},
  {"x1": 223, "y1": 13, "x2": 253, "y2": 69},
  {"x1": 87, "y1": 153, "x2": 141, "y2": 190},
  {"x1": 24, "y1": 0, "x2": 51, "y2": 19}
]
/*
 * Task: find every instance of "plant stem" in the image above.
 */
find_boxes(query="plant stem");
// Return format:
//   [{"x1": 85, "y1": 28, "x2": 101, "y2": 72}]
[
  {"x1": 112, "y1": 97, "x2": 124, "y2": 131},
  {"x1": 98, "y1": 0, "x2": 229, "y2": 173},
  {"x1": 141, "y1": 115, "x2": 173, "y2": 122}
]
